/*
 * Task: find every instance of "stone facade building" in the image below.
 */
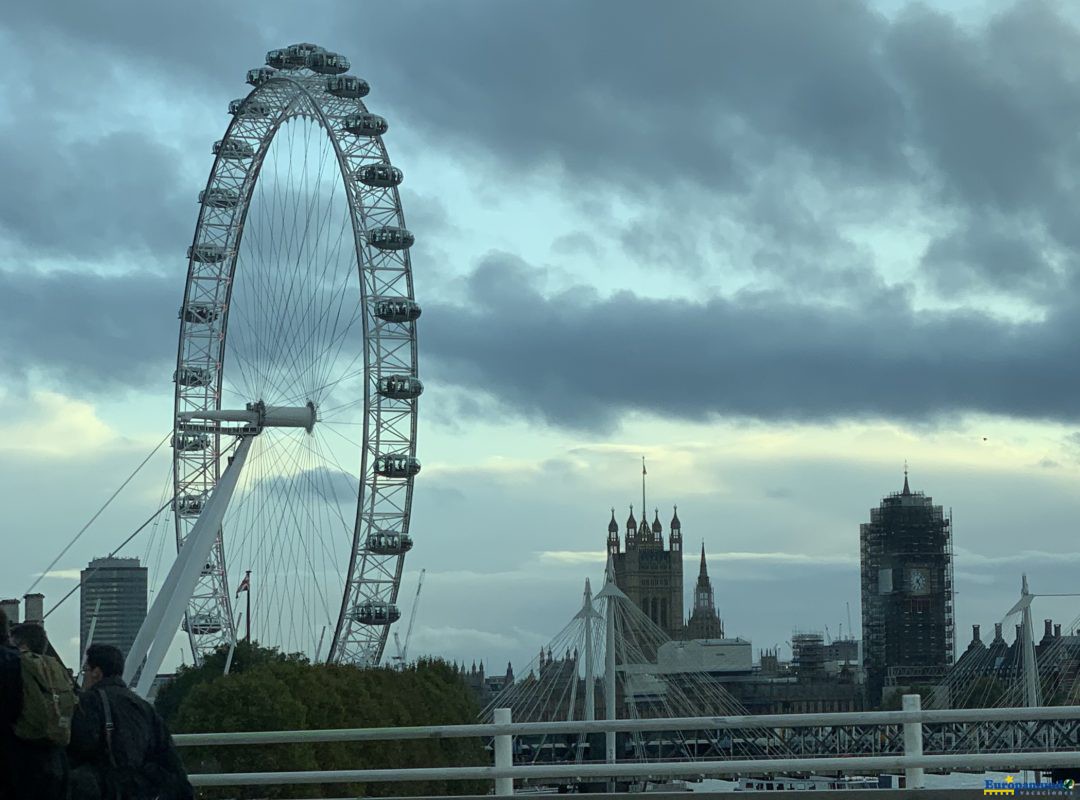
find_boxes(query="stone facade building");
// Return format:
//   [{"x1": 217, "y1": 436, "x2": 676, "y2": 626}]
[
  {"x1": 607, "y1": 505, "x2": 684, "y2": 640},
  {"x1": 860, "y1": 472, "x2": 955, "y2": 705}
]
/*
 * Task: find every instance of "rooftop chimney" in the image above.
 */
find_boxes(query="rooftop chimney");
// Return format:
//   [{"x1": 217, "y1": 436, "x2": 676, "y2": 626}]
[
  {"x1": 972, "y1": 624, "x2": 981, "y2": 642},
  {"x1": 0, "y1": 599, "x2": 18, "y2": 625},
  {"x1": 23, "y1": 593, "x2": 44, "y2": 625},
  {"x1": 994, "y1": 622, "x2": 1003, "y2": 639},
  {"x1": 1055, "y1": 624, "x2": 1062, "y2": 638},
  {"x1": 1045, "y1": 619, "x2": 1054, "y2": 638}
]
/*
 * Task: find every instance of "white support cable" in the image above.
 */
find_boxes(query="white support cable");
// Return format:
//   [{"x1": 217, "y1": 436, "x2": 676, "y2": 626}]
[{"x1": 26, "y1": 431, "x2": 171, "y2": 595}]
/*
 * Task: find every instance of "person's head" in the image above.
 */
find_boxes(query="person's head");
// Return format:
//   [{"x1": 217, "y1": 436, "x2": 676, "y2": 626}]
[
  {"x1": 0, "y1": 607, "x2": 9, "y2": 647},
  {"x1": 83, "y1": 644, "x2": 125, "y2": 689},
  {"x1": 11, "y1": 623, "x2": 49, "y2": 655}
]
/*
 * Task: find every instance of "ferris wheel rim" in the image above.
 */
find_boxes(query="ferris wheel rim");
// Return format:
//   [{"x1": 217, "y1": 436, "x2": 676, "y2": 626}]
[{"x1": 171, "y1": 49, "x2": 420, "y2": 667}]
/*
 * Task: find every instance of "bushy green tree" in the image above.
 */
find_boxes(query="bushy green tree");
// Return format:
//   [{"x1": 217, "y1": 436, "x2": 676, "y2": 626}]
[
  {"x1": 167, "y1": 646, "x2": 488, "y2": 798},
  {"x1": 880, "y1": 684, "x2": 935, "y2": 710},
  {"x1": 155, "y1": 640, "x2": 306, "y2": 725}
]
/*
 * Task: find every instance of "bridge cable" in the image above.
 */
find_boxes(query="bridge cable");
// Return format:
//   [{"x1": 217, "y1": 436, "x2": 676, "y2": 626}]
[
  {"x1": 42, "y1": 436, "x2": 241, "y2": 620},
  {"x1": 25, "y1": 430, "x2": 172, "y2": 596}
]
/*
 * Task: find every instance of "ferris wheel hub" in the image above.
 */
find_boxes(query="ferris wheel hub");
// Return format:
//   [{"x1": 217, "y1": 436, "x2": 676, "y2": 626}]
[{"x1": 177, "y1": 400, "x2": 316, "y2": 434}]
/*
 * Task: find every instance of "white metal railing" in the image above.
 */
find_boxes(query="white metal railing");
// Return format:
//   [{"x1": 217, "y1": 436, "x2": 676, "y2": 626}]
[{"x1": 174, "y1": 696, "x2": 1080, "y2": 794}]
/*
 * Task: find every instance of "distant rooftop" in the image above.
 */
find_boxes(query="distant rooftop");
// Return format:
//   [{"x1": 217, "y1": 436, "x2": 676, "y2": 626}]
[{"x1": 87, "y1": 556, "x2": 143, "y2": 568}]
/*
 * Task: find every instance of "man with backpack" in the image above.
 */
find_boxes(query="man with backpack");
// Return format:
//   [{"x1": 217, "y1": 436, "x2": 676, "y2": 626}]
[
  {"x1": 9, "y1": 621, "x2": 75, "y2": 800},
  {"x1": 69, "y1": 644, "x2": 194, "y2": 800}
]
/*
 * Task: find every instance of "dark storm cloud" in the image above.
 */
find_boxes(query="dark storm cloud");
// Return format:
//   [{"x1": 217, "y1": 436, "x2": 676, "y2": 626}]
[
  {"x1": 0, "y1": 131, "x2": 192, "y2": 260},
  {"x1": 3, "y1": 0, "x2": 1080, "y2": 425},
  {"x1": 370, "y1": 0, "x2": 905, "y2": 189},
  {"x1": 0, "y1": 268, "x2": 176, "y2": 391},
  {"x1": 421, "y1": 253, "x2": 1080, "y2": 431},
  {"x1": 921, "y1": 217, "x2": 1058, "y2": 295},
  {"x1": 4, "y1": 0, "x2": 906, "y2": 193},
  {"x1": 884, "y1": 3, "x2": 1080, "y2": 268}
]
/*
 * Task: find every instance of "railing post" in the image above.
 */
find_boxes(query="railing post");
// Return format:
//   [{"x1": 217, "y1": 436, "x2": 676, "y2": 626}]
[
  {"x1": 902, "y1": 694, "x2": 925, "y2": 789},
  {"x1": 494, "y1": 707, "x2": 514, "y2": 797}
]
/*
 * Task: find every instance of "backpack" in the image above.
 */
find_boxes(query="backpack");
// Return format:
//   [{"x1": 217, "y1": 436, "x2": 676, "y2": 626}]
[
  {"x1": 13, "y1": 651, "x2": 76, "y2": 745},
  {"x1": 98, "y1": 688, "x2": 192, "y2": 800}
]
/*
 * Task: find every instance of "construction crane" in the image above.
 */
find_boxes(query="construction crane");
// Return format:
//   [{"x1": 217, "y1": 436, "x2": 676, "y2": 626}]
[{"x1": 391, "y1": 569, "x2": 425, "y2": 668}]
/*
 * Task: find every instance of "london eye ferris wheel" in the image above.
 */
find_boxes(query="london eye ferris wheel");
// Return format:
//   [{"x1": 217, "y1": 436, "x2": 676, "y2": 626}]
[{"x1": 163, "y1": 42, "x2": 422, "y2": 671}]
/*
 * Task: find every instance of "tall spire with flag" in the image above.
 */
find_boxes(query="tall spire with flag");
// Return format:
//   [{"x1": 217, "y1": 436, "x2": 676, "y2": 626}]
[
  {"x1": 236, "y1": 570, "x2": 251, "y2": 641},
  {"x1": 641, "y1": 456, "x2": 647, "y2": 521}
]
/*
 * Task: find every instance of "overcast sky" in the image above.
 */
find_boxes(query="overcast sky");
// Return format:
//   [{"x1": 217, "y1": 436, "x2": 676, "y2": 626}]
[{"x1": 5, "y1": 0, "x2": 1080, "y2": 674}]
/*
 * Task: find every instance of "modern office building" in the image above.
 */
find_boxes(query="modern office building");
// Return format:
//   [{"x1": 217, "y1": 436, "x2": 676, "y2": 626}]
[
  {"x1": 80, "y1": 556, "x2": 148, "y2": 661},
  {"x1": 860, "y1": 471, "x2": 954, "y2": 705}
]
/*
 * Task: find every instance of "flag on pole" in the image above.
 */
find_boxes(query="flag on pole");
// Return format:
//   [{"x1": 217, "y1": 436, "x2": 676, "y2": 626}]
[
  {"x1": 642, "y1": 457, "x2": 647, "y2": 476},
  {"x1": 235, "y1": 573, "x2": 250, "y2": 598}
]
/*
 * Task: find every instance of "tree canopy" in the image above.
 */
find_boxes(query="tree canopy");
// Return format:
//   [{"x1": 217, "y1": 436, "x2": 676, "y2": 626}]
[{"x1": 161, "y1": 644, "x2": 488, "y2": 798}]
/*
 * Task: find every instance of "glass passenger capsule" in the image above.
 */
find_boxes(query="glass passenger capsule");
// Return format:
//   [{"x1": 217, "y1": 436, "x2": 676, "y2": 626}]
[
  {"x1": 327, "y1": 75, "x2": 370, "y2": 99},
  {"x1": 343, "y1": 113, "x2": 388, "y2": 137},
  {"x1": 307, "y1": 51, "x2": 350, "y2": 74},
  {"x1": 367, "y1": 226, "x2": 414, "y2": 251},
  {"x1": 377, "y1": 375, "x2": 424, "y2": 400},
  {"x1": 174, "y1": 494, "x2": 205, "y2": 516},
  {"x1": 267, "y1": 43, "x2": 323, "y2": 70},
  {"x1": 246, "y1": 66, "x2": 276, "y2": 87},
  {"x1": 374, "y1": 297, "x2": 422, "y2": 323},
  {"x1": 173, "y1": 433, "x2": 210, "y2": 452},
  {"x1": 356, "y1": 162, "x2": 403, "y2": 188},
  {"x1": 181, "y1": 303, "x2": 220, "y2": 324},
  {"x1": 182, "y1": 613, "x2": 222, "y2": 635},
  {"x1": 188, "y1": 243, "x2": 230, "y2": 263},
  {"x1": 199, "y1": 187, "x2": 240, "y2": 208},
  {"x1": 374, "y1": 454, "x2": 421, "y2": 479},
  {"x1": 228, "y1": 98, "x2": 272, "y2": 118},
  {"x1": 366, "y1": 530, "x2": 414, "y2": 556},
  {"x1": 213, "y1": 138, "x2": 254, "y2": 160},
  {"x1": 174, "y1": 366, "x2": 214, "y2": 387},
  {"x1": 350, "y1": 600, "x2": 400, "y2": 626}
]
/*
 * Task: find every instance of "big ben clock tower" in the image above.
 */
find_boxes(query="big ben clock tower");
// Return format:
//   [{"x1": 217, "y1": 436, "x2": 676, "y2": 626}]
[{"x1": 860, "y1": 468, "x2": 955, "y2": 706}]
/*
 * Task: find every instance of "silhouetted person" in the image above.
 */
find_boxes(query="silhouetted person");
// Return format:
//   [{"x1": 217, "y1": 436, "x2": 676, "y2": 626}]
[
  {"x1": 69, "y1": 644, "x2": 193, "y2": 800},
  {"x1": 9, "y1": 621, "x2": 73, "y2": 800},
  {"x1": 0, "y1": 608, "x2": 22, "y2": 800}
]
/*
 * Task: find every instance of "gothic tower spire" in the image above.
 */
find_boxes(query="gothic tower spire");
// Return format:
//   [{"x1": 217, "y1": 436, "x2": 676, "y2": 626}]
[{"x1": 641, "y1": 456, "x2": 647, "y2": 523}]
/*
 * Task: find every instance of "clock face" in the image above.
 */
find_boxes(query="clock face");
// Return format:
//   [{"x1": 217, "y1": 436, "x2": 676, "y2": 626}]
[{"x1": 909, "y1": 569, "x2": 928, "y2": 594}]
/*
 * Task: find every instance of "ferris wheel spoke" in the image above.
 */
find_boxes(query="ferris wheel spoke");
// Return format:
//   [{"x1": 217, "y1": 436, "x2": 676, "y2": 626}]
[
  {"x1": 283, "y1": 343, "x2": 365, "y2": 409},
  {"x1": 311, "y1": 427, "x2": 364, "y2": 495},
  {"x1": 285, "y1": 328, "x2": 365, "y2": 405},
  {"x1": 280, "y1": 139, "x2": 347, "y2": 400},
  {"x1": 277, "y1": 121, "x2": 325, "y2": 392},
  {"x1": 310, "y1": 308, "x2": 364, "y2": 404},
  {"x1": 270, "y1": 435, "x2": 348, "y2": 603},
  {"x1": 225, "y1": 328, "x2": 300, "y2": 404},
  {"x1": 318, "y1": 391, "x2": 366, "y2": 420},
  {"x1": 285, "y1": 211, "x2": 357, "y2": 397},
  {"x1": 306, "y1": 211, "x2": 360, "y2": 393},
  {"x1": 296, "y1": 134, "x2": 342, "y2": 379},
  {"x1": 318, "y1": 420, "x2": 366, "y2": 452}
]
